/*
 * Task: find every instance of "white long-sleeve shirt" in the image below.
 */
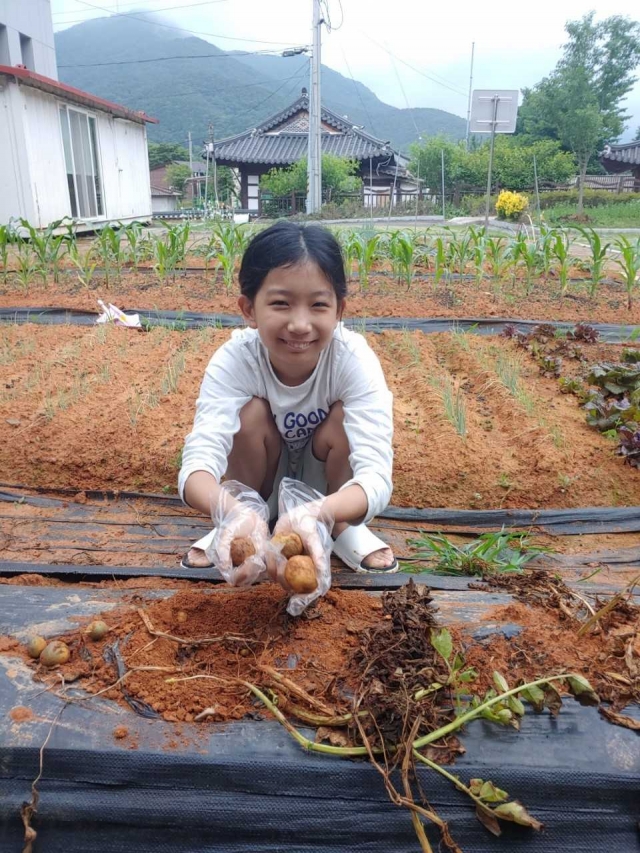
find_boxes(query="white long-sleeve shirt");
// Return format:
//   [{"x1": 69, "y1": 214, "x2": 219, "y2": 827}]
[{"x1": 178, "y1": 325, "x2": 394, "y2": 524}]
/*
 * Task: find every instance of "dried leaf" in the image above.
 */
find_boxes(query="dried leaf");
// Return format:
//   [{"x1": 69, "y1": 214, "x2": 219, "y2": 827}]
[
  {"x1": 475, "y1": 805, "x2": 502, "y2": 837},
  {"x1": 315, "y1": 726, "x2": 351, "y2": 747},
  {"x1": 493, "y1": 801, "x2": 544, "y2": 831},
  {"x1": 599, "y1": 707, "x2": 640, "y2": 731},
  {"x1": 543, "y1": 684, "x2": 563, "y2": 717}
]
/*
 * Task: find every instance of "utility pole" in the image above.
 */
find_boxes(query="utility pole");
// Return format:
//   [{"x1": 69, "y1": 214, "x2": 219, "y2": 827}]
[
  {"x1": 465, "y1": 42, "x2": 475, "y2": 151},
  {"x1": 307, "y1": 0, "x2": 322, "y2": 214}
]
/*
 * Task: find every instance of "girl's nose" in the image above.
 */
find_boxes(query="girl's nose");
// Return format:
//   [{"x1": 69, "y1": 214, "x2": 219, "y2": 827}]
[{"x1": 287, "y1": 311, "x2": 312, "y2": 334}]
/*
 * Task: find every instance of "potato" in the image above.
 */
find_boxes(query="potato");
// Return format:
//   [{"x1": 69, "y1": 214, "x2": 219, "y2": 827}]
[
  {"x1": 284, "y1": 556, "x2": 318, "y2": 594},
  {"x1": 230, "y1": 536, "x2": 256, "y2": 567},
  {"x1": 40, "y1": 640, "x2": 70, "y2": 668},
  {"x1": 85, "y1": 620, "x2": 109, "y2": 641},
  {"x1": 26, "y1": 636, "x2": 47, "y2": 660},
  {"x1": 271, "y1": 532, "x2": 304, "y2": 559}
]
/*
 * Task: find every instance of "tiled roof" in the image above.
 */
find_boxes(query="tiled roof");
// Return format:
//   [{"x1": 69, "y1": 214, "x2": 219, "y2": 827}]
[
  {"x1": 0, "y1": 65, "x2": 157, "y2": 124},
  {"x1": 601, "y1": 142, "x2": 640, "y2": 167},
  {"x1": 211, "y1": 91, "x2": 394, "y2": 166},
  {"x1": 214, "y1": 131, "x2": 389, "y2": 165}
]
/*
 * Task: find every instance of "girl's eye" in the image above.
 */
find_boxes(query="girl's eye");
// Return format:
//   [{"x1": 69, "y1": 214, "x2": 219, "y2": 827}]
[
  {"x1": 313, "y1": 302, "x2": 330, "y2": 308},
  {"x1": 269, "y1": 301, "x2": 288, "y2": 307}
]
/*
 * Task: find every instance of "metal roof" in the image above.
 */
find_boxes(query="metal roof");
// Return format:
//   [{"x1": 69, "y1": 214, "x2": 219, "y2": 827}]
[
  {"x1": 600, "y1": 142, "x2": 640, "y2": 167},
  {"x1": 0, "y1": 65, "x2": 157, "y2": 124},
  {"x1": 210, "y1": 91, "x2": 394, "y2": 166}
]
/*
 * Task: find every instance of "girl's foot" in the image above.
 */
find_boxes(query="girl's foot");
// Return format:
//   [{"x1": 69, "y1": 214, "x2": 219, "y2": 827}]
[{"x1": 332, "y1": 521, "x2": 397, "y2": 571}]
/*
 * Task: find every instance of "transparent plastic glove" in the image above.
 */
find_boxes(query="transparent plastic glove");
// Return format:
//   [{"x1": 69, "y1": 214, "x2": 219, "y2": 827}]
[
  {"x1": 266, "y1": 477, "x2": 334, "y2": 616},
  {"x1": 205, "y1": 480, "x2": 269, "y2": 587}
]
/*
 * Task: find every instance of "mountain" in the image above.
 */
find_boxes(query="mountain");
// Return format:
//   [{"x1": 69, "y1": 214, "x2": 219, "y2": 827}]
[{"x1": 54, "y1": 15, "x2": 466, "y2": 154}]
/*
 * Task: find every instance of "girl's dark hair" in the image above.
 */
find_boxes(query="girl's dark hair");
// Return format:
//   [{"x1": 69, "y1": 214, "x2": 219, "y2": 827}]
[{"x1": 239, "y1": 221, "x2": 347, "y2": 302}]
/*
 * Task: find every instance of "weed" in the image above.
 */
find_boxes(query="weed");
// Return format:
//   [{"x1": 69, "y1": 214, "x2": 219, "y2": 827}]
[
  {"x1": 405, "y1": 530, "x2": 548, "y2": 576},
  {"x1": 429, "y1": 374, "x2": 467, "y2": 437}
]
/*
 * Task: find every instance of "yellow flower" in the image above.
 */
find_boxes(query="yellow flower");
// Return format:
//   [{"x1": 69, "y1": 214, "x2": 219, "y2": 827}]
[{"x1": 496, "y1": 190, "x2": 529, "y2": 221}]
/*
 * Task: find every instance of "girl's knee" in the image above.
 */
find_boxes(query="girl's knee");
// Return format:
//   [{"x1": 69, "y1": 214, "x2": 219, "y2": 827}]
[
  {"x1": 238, "y1": 397, "x2": 278, "y2": 437},
  {"x1": 313, "y1": 400, "x2": 348, "y2": 458}
]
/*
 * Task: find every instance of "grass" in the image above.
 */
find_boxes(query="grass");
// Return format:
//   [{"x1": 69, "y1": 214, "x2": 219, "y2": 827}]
[
  {"x1": 492, "y1": 352, "x2": 537, "y2": 416},
  {"x1": 544, "y1": 200, "x2": 640, "y2": 228},
  {"x1": 403, "y1": 530, "x2": 549, "y2": 576},
  {"x1": 429, "y1": 374, "x2": 467, "y2": 437}
]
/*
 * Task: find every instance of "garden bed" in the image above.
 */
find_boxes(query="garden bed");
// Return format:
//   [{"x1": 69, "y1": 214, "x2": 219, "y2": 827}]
[{"x1": 1, "y1": 325, "x2": 639, "y2": 510}]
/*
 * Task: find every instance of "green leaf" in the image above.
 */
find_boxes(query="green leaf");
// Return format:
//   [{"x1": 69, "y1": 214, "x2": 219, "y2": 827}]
[
  {"x1": 507, "y1": 695, "x2": 526, "y2": 717},
  {"x1": 566, "y1": 674, "x2": 600, "y2": 706},
  {"x1": 493, "y1": 801, "x2": 544, "y2": 831},
  {"x1": 479, "y1": 781, "x2": 509, "y2": 803},
  {"x1": 458, "y1": 667, "x2": 478, "y2": 683},
  {"x1": 493, "y1": 671, "x2": 510, "y2": 693},
  {"x1": 430, "y1": 628, "x2": 453, "y2": 664}
]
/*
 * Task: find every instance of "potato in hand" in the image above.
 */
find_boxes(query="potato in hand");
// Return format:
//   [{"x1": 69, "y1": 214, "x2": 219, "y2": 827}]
[
  {"x1": 230, "y1": 536, "x2": 256, "y2": 567},
  {"x1": 284, "y1": 555, "x2": 318, "y2": 594},
  {"x1": 271, "y1": 532, "x2": 304, "y2": 559}
]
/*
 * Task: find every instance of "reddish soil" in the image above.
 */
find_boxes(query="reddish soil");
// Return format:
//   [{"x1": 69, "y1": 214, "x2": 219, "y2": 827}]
[
  {"x1": 9, "y1": 705, "x2": 35, "y2": 722},
  {"x1": 1, "y1": 325, "x2": 638, "y2": 510},
  {"x1": 1, "y1": 266, "x2": 639, "y2": 324},
  {"x1": 14, "y1": 585, "x2": 384, "y2": 723}
]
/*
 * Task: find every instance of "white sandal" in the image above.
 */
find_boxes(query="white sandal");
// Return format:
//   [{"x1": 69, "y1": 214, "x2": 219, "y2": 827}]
[
  {"x1": 180, "y1": 528, "x2": 216, "y2": 570},
  {"x1": 332, "y1": 524, "x2": 399, "y2": 574}
]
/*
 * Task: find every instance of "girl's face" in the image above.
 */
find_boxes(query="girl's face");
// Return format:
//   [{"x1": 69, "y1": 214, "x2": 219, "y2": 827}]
[{"x1": 238, "y1": 261, "x2": 343, "y2": 385}]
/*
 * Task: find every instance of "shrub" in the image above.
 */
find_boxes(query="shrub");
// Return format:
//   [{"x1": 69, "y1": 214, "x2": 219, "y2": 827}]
[
  {"x1": 495, "y1": 190, "x2": 529, "y2": 221},
  {"x1": 533, "y1": 189, "x2": 640, "y2": 209}
]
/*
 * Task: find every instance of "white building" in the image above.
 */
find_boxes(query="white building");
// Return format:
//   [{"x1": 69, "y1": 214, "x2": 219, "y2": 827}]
[{"x1": 0, "y1": 0, "x2": 156, "y2": 229}]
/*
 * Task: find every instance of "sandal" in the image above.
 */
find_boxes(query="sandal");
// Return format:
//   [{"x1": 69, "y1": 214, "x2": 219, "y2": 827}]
[
  {"x1": 332, "y1": 524, "x2": 399, "y2": 574},
  {"x1": 180, "y1": 529, "x2": 216, "y2": 570}
]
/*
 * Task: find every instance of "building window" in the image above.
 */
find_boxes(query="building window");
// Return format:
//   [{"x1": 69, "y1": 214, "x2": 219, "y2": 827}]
[
  {"x1": 19, "y1": 33, "x2": 34, "y2": 71},
  {"x1": 0, "y1": 25, "x2": 10, "y2": 66},
  {"x1": 59, "y1": 106, "x2": 104, "y2": 219}
]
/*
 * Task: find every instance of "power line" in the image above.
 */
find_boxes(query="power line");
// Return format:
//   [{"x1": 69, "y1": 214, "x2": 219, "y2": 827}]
[
  {"x1": 227, "y1": 61, "x2": 310, "y2": 121},
  {"x1": 58, "y1": 47, "x2": 294, "y2": 68},
  {"x1": 338, "y1": 43, "x2": 377, "y2": 137},
  {"x1": 68, "y1": 0, "x2": 295, "y2": 45},
  {"x1": 361, "y1": 31, "x2": 467, "y2": 98},
  {"x1": 52, "y1": 0, "x2": 229, "y2": 20}
]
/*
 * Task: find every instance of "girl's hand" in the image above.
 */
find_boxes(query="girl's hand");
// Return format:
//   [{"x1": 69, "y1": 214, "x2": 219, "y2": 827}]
[
  {"x1": 268, "y1": 499, "x2": 331, "y2": 591},
  {"x1": 207, "y1": 481, "x2": 270, "y2": 586}
]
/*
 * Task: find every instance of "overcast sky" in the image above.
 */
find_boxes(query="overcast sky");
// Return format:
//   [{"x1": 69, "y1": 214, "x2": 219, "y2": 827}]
[{"x1": 51, "y1": 0, "x2": 640, "y2": 140}]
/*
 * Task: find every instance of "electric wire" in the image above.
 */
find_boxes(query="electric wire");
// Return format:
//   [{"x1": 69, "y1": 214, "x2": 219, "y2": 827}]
[
  {"x1": 52, "y1": 0, "x2": 231, "y2": 22},
  {"x1": 68, "y1": 0, "x2": 295, "y2": 45},
  {"x1": 58, "y1": 47, "x2": 295, "y2": 68}
]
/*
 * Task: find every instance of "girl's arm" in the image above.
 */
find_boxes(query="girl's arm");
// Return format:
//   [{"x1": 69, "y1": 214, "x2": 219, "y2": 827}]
[
  {"x1": 183, "y1": 470, "x2": 222, "y2": 516},
  {"x1": 321, "y1": 483, "x2": 368, "y2": 525}
]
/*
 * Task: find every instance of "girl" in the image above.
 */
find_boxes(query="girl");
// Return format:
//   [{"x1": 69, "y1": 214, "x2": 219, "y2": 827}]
[{"x1": 179, "y1": 220, "x2": 397, "y2": 574}]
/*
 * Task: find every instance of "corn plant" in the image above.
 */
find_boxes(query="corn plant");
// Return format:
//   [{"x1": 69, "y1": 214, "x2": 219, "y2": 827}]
[
  {"x1": 95, "y1": 225, "x2": 124, "y2": 285},
  {"x1": 432, "y1": 234, "x2": 447, "y2": 287},
  {"x1": 13, "y1": 239, "x2": 39, "y2": 291},
  {"x1": 536, "y1": 224, "x2": 556, "y2": 276},
  {"x1": 122, "y1": 221, "x2": 149, "y2": 269},
  {"x1": 0, "y1": 224, "x2": 15, "y2": 284},
  {"x1": 510, "y1": 233, "x2": 542, "y2": 295},
  {"x1": 68, "y1": 241, "x2": 98, "y2": 289},
  {"x1": 550, "y1": 228, "x2": 574, "y2": 295},
  {"x1": 389, "y1": 230, "x2": 416, "y2": 289},
  {"x1": 209, "y1": 221, "x2": 244, "y2": 293},
  {"x1": 165, "y1": 221, "x2": 191, "y2": 275},
  {"x1": 448, "y1": 228, "x2": 474, "y2": 275},
  {"x1": 350, "y1": 231, "x2": 381, "y2": 292},
  {"x1": 613, "y1": 236, "x2": 640, "y2": 310},
  {"x1": 574, "y1": 227, "x2": 611, "y2": 298},
  {"x1": 485, "y1": 236, "x2": 511, "y2": 279}
]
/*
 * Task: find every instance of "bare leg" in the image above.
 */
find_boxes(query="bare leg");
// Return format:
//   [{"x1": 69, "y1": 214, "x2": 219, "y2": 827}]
[
  {"x1": 312, "y1": 402, "x2": 395, "y2": 569},
  {"x1": 187, "y1": 398, "x2": 281, "y2": 566}
]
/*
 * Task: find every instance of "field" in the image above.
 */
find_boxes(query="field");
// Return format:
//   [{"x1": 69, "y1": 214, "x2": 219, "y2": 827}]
[{"x1": 1, "y1": 221, "x2": 639, "y2": 852}]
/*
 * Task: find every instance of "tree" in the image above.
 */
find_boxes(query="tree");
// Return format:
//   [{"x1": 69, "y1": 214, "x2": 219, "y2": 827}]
[
  {"x1": 634, "y1": 126, "x2": 640, "y2": 142},
  {"x1": 260, "y1": 154, "x2": 362, "y2": 197},
  {"x1": 165, "y1": 163, "x2": 192, "y2": 196},
  {"x1": 518, "y1": 13, "x2": 640, "y2": 211},
  {"x1": 407, "y1": 135, "x2": 575, "y2": 196},
  {"x1": 148, "y1": 142, "x2": 190, "y2": 170}
]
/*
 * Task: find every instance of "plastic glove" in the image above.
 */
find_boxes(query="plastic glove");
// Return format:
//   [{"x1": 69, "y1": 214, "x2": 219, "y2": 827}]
[
  {"x1": 205, "y1": 480, "x2": 270, "y2": 587},
  {"x1": 266, "y1": 478, "x2": 334, "y2": 616}
]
